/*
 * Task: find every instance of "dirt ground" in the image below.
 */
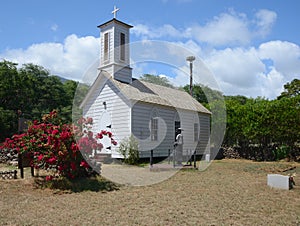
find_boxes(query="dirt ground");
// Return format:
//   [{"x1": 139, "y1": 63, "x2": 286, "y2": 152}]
[{"x1": 0, "y1": 159, "x2": 299, "y2": 225}]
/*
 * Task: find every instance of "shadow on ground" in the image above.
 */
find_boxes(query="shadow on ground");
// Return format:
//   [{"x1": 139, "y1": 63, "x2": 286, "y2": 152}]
[{"x1": 34, "y1": 176, "x2": 120, "y2": 193}]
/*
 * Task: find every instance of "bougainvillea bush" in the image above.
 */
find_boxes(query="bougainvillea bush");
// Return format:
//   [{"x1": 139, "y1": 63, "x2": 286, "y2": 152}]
[{"x1": 1, "y1": 110, "x2": 116, "y2": 180}]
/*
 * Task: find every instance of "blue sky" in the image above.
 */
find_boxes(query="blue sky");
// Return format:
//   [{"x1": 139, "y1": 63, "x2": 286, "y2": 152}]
[{"x1": 1, "y1": 0, "x2": 300, "y2": 99}]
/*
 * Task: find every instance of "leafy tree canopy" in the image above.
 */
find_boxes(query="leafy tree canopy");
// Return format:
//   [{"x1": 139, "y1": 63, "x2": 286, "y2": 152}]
[
  {"x1": 0, "y1": 60, "x2": 77, "y2": 141},
  {"x1": 278, "y1": 78, "x2": 300, "y2": 99}
]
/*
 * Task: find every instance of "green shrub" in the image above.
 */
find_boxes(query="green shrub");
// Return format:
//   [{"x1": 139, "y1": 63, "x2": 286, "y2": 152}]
[
  {"x1": 118, "y1": 135, "x2": 139, "y2": 165},
  {"x1": 273, "y1": 145, "x2": 289, "y2": 161}
]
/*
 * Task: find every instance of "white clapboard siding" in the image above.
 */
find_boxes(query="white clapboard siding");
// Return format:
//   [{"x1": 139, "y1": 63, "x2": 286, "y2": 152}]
[
  {"x1": 113, "y1": 25, "x2": 130, "y2": 65},
  {"x1": 82, "y1": 78, "x2": 131, "y2": 156},
  {"x1": 197, "y1": 113, "x2": 210, "y2": 155},
  {"x1": 132, "y1": 102, "x2": 175, "y2": 158},
  {"x1": 113, "y1": 65, "x2": 132, "y2": 84},
  {"x1": 131, "y1": 103, "x2": 211, "y2": 158}
]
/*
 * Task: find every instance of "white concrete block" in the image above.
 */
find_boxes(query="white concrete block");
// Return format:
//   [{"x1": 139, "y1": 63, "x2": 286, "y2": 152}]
[
  {"x1": 267, "y1": 174, "x2": 290, "y2": 190},
  {"x1": 205, "y1": 154, "x2": 210, "y2": 162}
]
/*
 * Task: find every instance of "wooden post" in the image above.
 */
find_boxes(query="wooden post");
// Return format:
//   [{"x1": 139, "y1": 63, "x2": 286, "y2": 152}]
[
  {"x1": 150, "y1": 150, "x2": 153, "y2": 167},
  {"x1": 189, "y1": 149, "x2": 192, "y2": 166},
  {"x1": 168, "y1": 149, "x2": 170, "y2": 164},
  {"x1": 193, "y1": 150, "x2": 197, "y2": 169},
  {"x1": 18, "y1": 153, "x2": 24, "y2": 179},
  {"x1": 31, "y1": 166, "x2": 34, "y2": 177},
  {"x1": 13, "y1": 170, "x2": 17, "y2": 179},
  {"x1": 173, "y1": 148, "x2": 176, "y2": 168}
]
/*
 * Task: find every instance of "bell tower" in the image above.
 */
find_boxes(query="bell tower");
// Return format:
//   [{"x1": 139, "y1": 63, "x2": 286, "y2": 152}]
[{"x1": 98, "y1": 6, "x2": 133, "y2": 84}]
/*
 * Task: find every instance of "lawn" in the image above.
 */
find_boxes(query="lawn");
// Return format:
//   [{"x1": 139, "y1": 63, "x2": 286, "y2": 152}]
[{"x1": 0, "y1": 159, "x2": 299, "y2": 225}]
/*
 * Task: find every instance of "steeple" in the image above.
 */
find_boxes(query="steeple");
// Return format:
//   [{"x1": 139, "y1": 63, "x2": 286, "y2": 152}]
[{"x1": 97, "y1": 6, "x2": 133, "y2": 84}]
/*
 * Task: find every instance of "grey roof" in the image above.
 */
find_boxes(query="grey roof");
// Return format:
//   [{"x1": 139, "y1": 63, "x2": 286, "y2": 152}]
[
  {"x1": 97, "y1": 18, "x2": 133, "y2": 29},
  {"x1": 81, "y1": 70, "x2": 211, "y2": 114},
  {"x1": 112, "y1": 76, "x2": 211, "y2": 115}
]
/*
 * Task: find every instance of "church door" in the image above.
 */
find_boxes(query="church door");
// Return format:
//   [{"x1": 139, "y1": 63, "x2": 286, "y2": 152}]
[{"x1": 99, "y1": 110, "x2": 112, "y2": 153}]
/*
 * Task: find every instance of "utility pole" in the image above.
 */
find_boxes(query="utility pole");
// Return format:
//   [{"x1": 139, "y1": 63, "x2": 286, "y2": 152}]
[{"x1": 186, "y1": 56, "x2": 195, "y2": 97}]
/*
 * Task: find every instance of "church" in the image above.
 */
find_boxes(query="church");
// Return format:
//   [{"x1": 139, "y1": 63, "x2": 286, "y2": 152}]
[{"x1": 80, "y1": 8, "x2": 211, "y2": 159}]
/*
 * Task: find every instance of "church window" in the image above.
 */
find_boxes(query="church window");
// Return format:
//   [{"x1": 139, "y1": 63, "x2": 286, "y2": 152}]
[
  {"x1": 120, "y1": 32, "x2": 125, "y2": 61},
  {"x1": 151, "y1": 118, "x2": 158, "y2": 141},
  {"x1": 104, "y1": 32, "x2": 109, "y2": 62}
]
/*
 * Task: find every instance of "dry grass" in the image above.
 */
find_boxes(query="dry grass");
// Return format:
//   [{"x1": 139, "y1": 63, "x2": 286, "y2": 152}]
[{"x1": 0, "y1": 159, "x2": 299, "y2": 225}]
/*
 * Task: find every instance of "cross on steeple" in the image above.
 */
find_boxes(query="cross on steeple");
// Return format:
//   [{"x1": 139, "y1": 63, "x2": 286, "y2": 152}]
[{"x1": 112, "y1": 6, "x2": 119, "y2": 19}]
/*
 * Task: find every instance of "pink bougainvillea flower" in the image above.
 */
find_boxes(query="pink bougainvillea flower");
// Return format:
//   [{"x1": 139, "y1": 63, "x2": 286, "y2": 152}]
[
  {"x1": 37, "y1": 154, "x2": 44, "y2": 161},
  {"x1": 87, "y1": 117, "x2": 93, "y2": 124},
  {"x1": 107, "y1": 131, "x2": 112, "y2": 138},
  {"x1": 70, "y1": 162, "x2": 77, "y2": 171},
  {"x1": 47, "y1": 157, "x2": 57, "y2": 165},
  {"x1": 96, "y1": 133, "x2": 103, "y2": 139},
  {"x1": 97, "y1": 143, "x2": 103, "y2": 150},
  {"x1": 80, "y1": 161, "x2": 90, "y2": 168},
  {"x1": 1, "y1": 112, "x2": 117, "y2": 180},
  {"x1": 45, "y1": 175, "x2": 53, "y2": 181},
  {"x1": 87, "y1": 131, "x2": 93, "y2": 139}
]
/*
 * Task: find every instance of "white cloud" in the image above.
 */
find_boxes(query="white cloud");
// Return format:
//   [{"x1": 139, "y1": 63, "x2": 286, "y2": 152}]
[
  {"x1": 164, "y1": 40, "x2": 300, "y2": 99},
  {"x1": 258, "y1": 40, "x2": 300, "y2": 79},
  {"x1": 253, "y1": 9, "x2": 277, "y2": 38},
  {"x1": 132, "y1": 9, "x2": 277, "y2": 47},
  {"x1": 0, "y1": 34, "x2": 100, "y2": 81},
  {"x1": 188, "y1": 11, "x2": 251, "y2": 46},
  {"x1": 205, "y1": 47, "x2": 264, "y2": 88}
]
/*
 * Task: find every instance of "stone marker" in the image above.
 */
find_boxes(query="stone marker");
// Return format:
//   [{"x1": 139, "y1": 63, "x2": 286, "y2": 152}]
[
  {"x1": 205, "y1": 154, "x2": 210, "y2": 162},
  {"x1": 267, "y1": 174, "x2": 290, "y2": 190}
]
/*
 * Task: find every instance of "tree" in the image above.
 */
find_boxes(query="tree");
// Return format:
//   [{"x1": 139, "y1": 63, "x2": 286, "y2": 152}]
[
  {"x1": 139, "y1": 74, "x2": 174, "y2": 88},
  {"x1": 182, "y1": 84, "x2": 223, "y2": 107},
  {"x1": 278, "y1": 78, "x2": 300, "y2": 99},
  {"x1": 0, "y1": 60, "x2": 78, "y2": 141},
  {"x1": 223, "y1": 96, "x2": 249, "y2": 147}
]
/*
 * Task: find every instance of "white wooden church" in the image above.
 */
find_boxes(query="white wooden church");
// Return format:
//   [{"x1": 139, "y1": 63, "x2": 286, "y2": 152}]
[{"x1": 80, "y1": 9, "x2": 211, "y2": 159}]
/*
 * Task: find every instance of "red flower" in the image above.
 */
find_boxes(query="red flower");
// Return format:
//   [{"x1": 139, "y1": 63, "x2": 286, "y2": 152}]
[
  {"x1": 87, "y1": 117, "x2": 93, "y2": 124},
  {"x1": 45, "y1": 175, "x2": 53, "y2": 181},
  {"x1": 47, "y1": 157, "x2": 57, "y2": 165},
  {"x1": 37, "y1": 154, "x2": 44, "y2": 161},
  {"x1": 52, "y1": 129, "x2": 59, "y2": 136},
  {"x1": 97, "y1": 143, "x2": 103, "y2": 150},
  {"x1": 70, "y1": 162, "x2": 76, "y2": 171},
  {"x1": 96, "y1": 133, "x2": 103, "y2": 139},
  {"x1": 1, "y1": 114, "x2": 116, "y2": 180},
  {"x1": 112, "y1": 140, "x2": 118, "y2": 145},
  {"x1": 87, "y1": 131, "x2": 93, "y2": 139},
  {"x1": 80, "y1": 161, "x2": 90, "y2": 168}
]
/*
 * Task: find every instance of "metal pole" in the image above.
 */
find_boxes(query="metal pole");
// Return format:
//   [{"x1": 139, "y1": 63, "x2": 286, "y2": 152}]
[
  {"x1": 189, "y1": 62, "x2": 193, "y2": 96},
  {"x1": 150, "y1": 150, "x2": 153, "y2": 167},
  {"x1": 193, "y1": 150, "x2": 197, "y2": 169},
  {"x1": 186, "y1": 56, "x2": 195, "y2": 97},
  {"x1": 173, "y1": 148, "x2": 176, "y2": 168}
]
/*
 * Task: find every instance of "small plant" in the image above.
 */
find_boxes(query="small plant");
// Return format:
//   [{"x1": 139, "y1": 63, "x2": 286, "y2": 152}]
[
  {"x1": 273, "y1": 145, "x2": 289, "y2": 161},
  {"x1": 118, "y1": 135, "x2": 139, "y2": 165}
]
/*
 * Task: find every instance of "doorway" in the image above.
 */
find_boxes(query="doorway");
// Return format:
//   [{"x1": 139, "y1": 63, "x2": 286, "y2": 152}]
[{"x1": 174, "y1": 121, "x2": 181, "y2": 141}]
